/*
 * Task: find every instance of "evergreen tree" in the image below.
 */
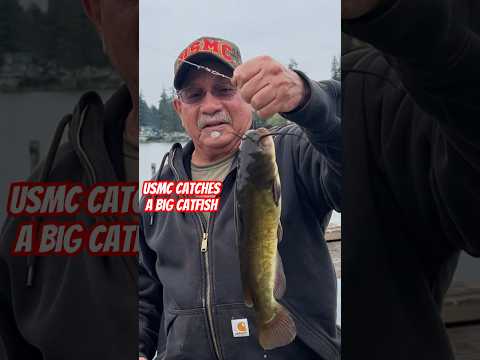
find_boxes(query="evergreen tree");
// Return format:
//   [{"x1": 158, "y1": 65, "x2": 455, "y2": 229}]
[
  {"x1": 158, "y1": 88, "x2": 183, "y2": 132},
  {"x1": 150, "y1": 104, "x2": 161, "y2": 129},
  {"x1": 17, "y1": 4, "x2": 48, "y2": 58},
  {"x1": 0, "y1": 0, "x2": 22, "y2": 55},
  {"x1": 45, "y1": 0, "x2": 107, "y2": 69},
  {"x1": 288, "y1": 58, "x2": 298, "y2": 70},
  {"x1": 158, "y1": 88, "x2": 170, "y2": 130},
  {"x1": 139, "y1": 92, "x2": 152, "y2": 127},
  {"x1": 331, "y1": 55, "x2": 341, "y2": 81}
]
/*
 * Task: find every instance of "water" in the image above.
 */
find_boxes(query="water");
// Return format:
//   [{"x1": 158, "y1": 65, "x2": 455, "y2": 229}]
[{"x1": 140, "y1": 142, "x2": 178, "y2": 183}]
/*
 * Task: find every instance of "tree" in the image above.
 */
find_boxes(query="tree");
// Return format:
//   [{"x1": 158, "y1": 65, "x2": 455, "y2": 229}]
[
  {"x1": 16, "y1": 4, "x2": 48, "y2": 59},
  {"x1": 331, "y1": 55, "x2": 341, "y2": 81},
  {"x1": 45, "y1": 0, "x2": 107, "y2": 69},
  {"x1": 0, "y1": 0, "x2": 22, "y2": 55},
  {"x1": 157, "y1": 88, "x2": 183, "y2": 132},
  {"x1": 287, "y1": 58, "x2": 298, "y2": 70},
  {"x1": 139, "y1": 92, "x2": 153, "y2": 127},
  {"x1": 158, "y1": 89, "x2": 171, "y2": 131}
]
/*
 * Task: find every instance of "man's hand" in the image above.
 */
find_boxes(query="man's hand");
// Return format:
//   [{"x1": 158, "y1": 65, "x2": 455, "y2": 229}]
[
  {"x1": 342, "y1": 0, "x2": 382, "y2": 19},
  {"x1": 232, "y1": 56, "x2": 307, "y2": 119}
]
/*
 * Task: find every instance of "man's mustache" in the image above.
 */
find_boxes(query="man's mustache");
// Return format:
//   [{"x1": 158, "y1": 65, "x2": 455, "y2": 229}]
[{"x1": 197, "y1": 112, "x2": 232, "y2": 129}]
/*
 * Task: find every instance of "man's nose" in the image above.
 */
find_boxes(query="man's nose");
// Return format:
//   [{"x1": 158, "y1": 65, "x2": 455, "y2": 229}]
[{"x1": 200, "y1": 91, "x2": 223, "y2": 115}]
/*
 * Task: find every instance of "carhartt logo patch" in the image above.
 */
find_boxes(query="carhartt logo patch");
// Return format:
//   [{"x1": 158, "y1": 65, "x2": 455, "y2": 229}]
[{"x1": 231, "y1": 318, "x2": 250, "y2": 337}]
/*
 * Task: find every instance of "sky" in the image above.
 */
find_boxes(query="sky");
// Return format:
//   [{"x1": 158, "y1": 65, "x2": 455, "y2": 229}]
[{"x1": 140, "y1": 0, "x2": 340, "y2": 106}]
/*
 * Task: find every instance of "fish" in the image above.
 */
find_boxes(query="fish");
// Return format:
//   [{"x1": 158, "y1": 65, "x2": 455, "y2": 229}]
[{"x1": 235, "y1": 127, "x2": 297, "y2": 350}]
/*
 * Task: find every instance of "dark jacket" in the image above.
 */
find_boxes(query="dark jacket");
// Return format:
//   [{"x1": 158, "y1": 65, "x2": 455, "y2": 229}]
[
  {"x1": 342, "y1": 0, "x2": 480, "y2": 359},
  {"x1": 138, "y1": 78, "x2": 341, "y2": 360},
  {"x1": 0, "y1": 86, "x2": 138, "y2": 360}
]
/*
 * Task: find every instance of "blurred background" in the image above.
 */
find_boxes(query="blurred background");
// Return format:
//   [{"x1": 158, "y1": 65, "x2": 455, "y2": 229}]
[{"x1": 0, "y1": 0, "x2": 122, "y2": 224}]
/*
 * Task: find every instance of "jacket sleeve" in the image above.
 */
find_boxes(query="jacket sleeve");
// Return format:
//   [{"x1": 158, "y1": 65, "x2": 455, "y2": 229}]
[
  {"x1": 138, "y1": 215, "x2": 163, "y2": 360},
  {"x1": 281, "y1": 76, "x2": 342, "y2": 213},
  {"x1": 343, "y1": 0, "x2": 480, "y2": 255}
]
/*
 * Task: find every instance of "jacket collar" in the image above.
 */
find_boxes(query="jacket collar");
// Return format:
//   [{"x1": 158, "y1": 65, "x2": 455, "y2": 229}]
[{"x1": 169, "y1": 140, "x2": 239, "y2": 181}]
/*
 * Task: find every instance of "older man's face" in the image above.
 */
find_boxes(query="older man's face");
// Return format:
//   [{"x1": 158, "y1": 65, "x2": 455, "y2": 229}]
[
  {"x1": 173, "y1": 60, "x2": 252, "y2": 160},
  {"x1": 82, "y1": 0, "x2": 138, "y2": 92}
]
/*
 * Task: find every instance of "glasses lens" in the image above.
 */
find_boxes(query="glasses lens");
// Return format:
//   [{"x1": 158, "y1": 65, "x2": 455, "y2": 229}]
[
  {"x1": 212, "y1": 85, "x2": 237, "y2": 99},
  {"x1": 179, "y1": 83, "x2": 237, "y2": 104},
  {"x1": 179, "y1": 87, "x2": 205, "y2": 104}
]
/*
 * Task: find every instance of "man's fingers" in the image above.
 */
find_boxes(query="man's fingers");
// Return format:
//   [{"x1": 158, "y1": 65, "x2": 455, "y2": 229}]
[
  {"x1": 256, "y1": 98, "x2": 279, "y2": 120},
  {"x1": 232, "y1": 56, "x2": 271, "y2": 88},
  {"x1": 250, "y1": 84, "x2": 276, "y2": 111},
  {"x1": 239, "y1": 70, "x2": 268, "y2": 104},
  {"x1": 232, "y1": 64, "x2": 262, "y2": 89},
  {"x1": 233, "y1": 55, "x2": 304, "y2": 117}
]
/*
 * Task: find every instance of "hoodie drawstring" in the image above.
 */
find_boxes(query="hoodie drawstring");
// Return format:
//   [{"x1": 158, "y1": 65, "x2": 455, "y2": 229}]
[
  {"x1": 26, "y1": 114, "x2": 73, "y2": 287},
  {"x1": 149, "y1": 151, "x2": 170, "y2": 226}
]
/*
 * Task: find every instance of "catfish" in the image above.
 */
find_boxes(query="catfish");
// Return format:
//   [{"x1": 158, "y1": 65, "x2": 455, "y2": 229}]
[{"x1": 236, "y1": 127, "x2": 296, "y2": 350}]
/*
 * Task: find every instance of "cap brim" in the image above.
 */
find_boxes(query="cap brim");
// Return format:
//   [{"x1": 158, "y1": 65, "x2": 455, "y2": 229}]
[{"x1": 174, "y1": 53, "x2": 235, "y2": 90}]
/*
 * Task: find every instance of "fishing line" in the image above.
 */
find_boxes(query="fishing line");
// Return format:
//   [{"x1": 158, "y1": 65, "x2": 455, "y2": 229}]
[
  {"x1": 222, "y1": 129, "x2": 306, "y2": 145},
  {"x1": 178, "y1": 59, "x2": 233, "y2": 80}
]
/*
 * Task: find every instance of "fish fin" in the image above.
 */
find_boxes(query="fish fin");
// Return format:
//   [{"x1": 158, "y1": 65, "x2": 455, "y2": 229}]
[
  {"x1": 271, "y1": 178, "x2": 281, "y2": 207},
  {"x1": 277, "y1": 222, "x2": 283, "y2": 243},
  {"x1": 244, "y1": 285, "x2": 254, "y2": 308},
  {"x1": 258, "y1": 304, "x2": 297, "y2": 350},
  {"x1": 274, "y1": 252, "x2": 286, "y2": 300}
]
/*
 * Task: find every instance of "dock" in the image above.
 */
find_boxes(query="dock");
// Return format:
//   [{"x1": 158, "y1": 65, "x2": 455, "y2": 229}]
[
  {"x1": 444, "y1": 282, "x2": 480, "y2": 359},
  {"x1": 326, "y1": 224, "x2": 341, "y2": 278}
]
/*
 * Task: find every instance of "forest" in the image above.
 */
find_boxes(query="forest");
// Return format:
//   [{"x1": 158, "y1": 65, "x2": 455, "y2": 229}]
[{"x1": 0, "y1": 0, "x2": 107, "y2": 69}]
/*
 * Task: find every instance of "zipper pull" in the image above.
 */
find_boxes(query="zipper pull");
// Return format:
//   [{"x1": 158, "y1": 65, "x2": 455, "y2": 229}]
[{"x1": 201, "y1": 232, "x2": 208, "y2": 252}]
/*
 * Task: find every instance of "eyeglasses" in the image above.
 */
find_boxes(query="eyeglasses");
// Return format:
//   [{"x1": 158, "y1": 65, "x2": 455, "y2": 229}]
[{"x1": 177, "y1": 84, "x2": 237, "y2": 105}]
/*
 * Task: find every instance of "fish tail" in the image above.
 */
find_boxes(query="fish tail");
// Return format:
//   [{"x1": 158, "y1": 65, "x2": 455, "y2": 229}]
[{"x1": 258, "y1": 304, "x2": 297, "y2": 350}]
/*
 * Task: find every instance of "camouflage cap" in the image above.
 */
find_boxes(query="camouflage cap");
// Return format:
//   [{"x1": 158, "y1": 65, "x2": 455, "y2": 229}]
[{"x1": 173, "y1": 36, "x2": 242, "y2": 89}]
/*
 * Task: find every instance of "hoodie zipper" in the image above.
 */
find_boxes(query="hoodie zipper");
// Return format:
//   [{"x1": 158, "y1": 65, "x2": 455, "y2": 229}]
[
  {"x1": 169, "y1": 151, "x2": 223, "y2": 360},
  {"x1": 198, "y1": 215, "x2": 222, "y2": 360}
]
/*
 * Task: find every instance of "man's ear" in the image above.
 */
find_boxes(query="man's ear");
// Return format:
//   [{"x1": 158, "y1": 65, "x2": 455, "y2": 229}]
[
  {"x1": 81, "y1": 0, "x2": 103, "y2": 33},
  {"x1": 173, "y1": 98, "x2": 185, "y2": 127},
  {"x1": 173, "y1": 98, "x2": 182, "y2": 115}
]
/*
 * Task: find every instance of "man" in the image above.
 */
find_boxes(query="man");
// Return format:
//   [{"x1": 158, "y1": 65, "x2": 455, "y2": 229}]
[
  {"x1": 138, "y1": 37, "x2": 341, "y2": 360},
  {"x1": 0, "y1": 1, "x2": 138, "y2": 359},
  {"x1": 341, "y1": 0, "x2": 479, "y2": 359}
]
